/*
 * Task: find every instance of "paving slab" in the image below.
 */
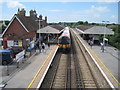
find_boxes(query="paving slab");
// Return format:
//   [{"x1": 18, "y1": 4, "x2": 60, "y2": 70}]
[
  {"x1": 1, "y1": 45, "x2": 57, "y2": 88},
  {"x1": 91, "y1": 45, "x2": 119, "y2": 83}
]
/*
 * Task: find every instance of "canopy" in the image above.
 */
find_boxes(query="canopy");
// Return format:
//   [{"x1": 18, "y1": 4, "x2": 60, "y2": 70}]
[{"x1": 37, "y1": 26, "x2": 64, "y2": 34}]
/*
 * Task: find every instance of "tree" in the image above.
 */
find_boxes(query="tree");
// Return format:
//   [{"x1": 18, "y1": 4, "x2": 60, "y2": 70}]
[
  {"x1": 0, "y1": 25, "x2": 6, "y2": 33},
  {"x1": 78, "y1": 21, "x2": 83, "y2": 25},
  {"x1": 91, "y1": 23, "x2": 96, "y2": 25},
  {"x1": 5, "y1": 20, "x2": 10, "y2": 26},
  {"x1": 107, "y1": 25, "x2": 120, "y2": 50},
  {"x1": 84, "y1": 21, "x2": 88, "y2": 25},
  {"x1": 58, "y1": 22, "x2": 62, "y2": 25}
]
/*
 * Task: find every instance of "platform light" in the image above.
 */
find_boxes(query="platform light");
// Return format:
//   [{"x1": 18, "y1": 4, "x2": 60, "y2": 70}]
[{"x1": 102, "y1": 21, "x2": 109, "y2": 52}]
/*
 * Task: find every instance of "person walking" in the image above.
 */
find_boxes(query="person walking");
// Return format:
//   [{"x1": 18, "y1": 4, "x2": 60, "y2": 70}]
[
  {"x1": 88, "y1": 40, "x2": 91, "y2": 45},
  {"x1": 48, "y1": 42, "x2": 50, "y2": 48},
  {"x1": 42, "y1": 42, "x2": 45, "y2": 52},
  {"x1": 90, "y1": 39, "x2": 93, "y2": 48},
  {"x1": 39, "y1": 44, "x2": 42, "y2": 53}
]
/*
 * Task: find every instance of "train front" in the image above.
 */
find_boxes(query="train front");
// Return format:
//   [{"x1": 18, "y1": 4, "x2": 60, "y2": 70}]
[{"x1": 58, "y1": 27, "x2": 71, "y2": 52}]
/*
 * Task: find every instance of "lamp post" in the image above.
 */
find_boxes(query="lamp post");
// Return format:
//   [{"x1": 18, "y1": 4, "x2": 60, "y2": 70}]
[
  {"x1": 36, "y1": 19, "x2": 43, "y2": 46},
  {"x1": 102, "y1": 21, "x2": 109, "y2": 52}
]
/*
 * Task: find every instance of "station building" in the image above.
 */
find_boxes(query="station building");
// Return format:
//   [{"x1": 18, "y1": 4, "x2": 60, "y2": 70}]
[{"x1": 2, "y1": 9, "x2": 47, "y2": 49}]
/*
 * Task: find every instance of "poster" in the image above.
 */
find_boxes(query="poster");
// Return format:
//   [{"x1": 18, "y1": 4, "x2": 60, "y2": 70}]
[{"x1": 7, "y1": 40, "x2": 14, "y2": 47}]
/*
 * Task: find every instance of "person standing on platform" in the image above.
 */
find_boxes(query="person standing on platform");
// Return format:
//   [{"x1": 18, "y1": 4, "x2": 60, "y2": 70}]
[
  {"x1": 90, "y1": 39, "x2": 93, "y2": 48},
  {"x1": 48, "y1": 42, "x2": 50, "y2": 48},
  {"x1": 42, "y1": 42, "x2": 45, "y2": 52}
]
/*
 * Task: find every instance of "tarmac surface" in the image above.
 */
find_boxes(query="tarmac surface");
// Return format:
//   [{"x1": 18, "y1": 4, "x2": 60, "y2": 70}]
[
  {"x1": 91, "y1": 45, "x2": 120, "y2": 85},
  {"x1": 0, "y1": 45, "x2": 56, "y2": 88}
]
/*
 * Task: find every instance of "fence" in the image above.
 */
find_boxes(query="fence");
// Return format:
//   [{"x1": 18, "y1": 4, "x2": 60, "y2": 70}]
[{"x1": 2, "y1": 48, "x2": 36, "y2": 76}]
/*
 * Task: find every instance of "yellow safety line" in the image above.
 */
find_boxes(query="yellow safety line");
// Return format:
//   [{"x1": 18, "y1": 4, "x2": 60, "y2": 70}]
[
  {"x1": 73, "y1": 29, "x2": 120, "y2": 86},
  {"x1": 27, "y1": 46, "x2": 56, "y2": 89},
  {"x1": 88, "y1": 46, "x2": 120, "y2": 86}
]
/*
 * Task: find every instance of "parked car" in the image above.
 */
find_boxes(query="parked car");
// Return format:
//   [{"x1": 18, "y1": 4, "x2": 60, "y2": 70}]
[
  {"x1": 0, "y1": 50, "x2": 13, "y2": 65},
  {"x1": 9, "y1": 47, "x2": 23, "y2": 58}
]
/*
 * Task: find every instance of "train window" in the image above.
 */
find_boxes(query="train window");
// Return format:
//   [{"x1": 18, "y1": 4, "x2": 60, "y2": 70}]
[
  {"x1": 60, "y1": 36, "x2": 70, "y2": 44},
  {"x1": 58, "y1": 38, "x2": 62, "y2": 43}
]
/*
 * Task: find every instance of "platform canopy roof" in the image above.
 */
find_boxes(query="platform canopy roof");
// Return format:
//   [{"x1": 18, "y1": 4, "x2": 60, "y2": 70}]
[
  {"x1": 37, "y1": 25, "x2": 64, "y2": 34},
  {"x1": 76, "y1": 26, "x2": 114, "y2": 35}
]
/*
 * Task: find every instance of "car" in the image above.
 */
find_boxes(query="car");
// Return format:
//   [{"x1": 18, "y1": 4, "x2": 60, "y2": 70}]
[
  {"x1": 0, "y1": 50, "x2": 13, "y2": 65},
  {"x1": 9, "y1": 47, "x2": 23, "y2": 58}
]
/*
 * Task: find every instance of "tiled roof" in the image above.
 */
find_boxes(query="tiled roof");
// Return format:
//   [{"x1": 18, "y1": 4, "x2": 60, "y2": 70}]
[
  {"x1": 50, "y1": 25, "x2": 65, "y2": 31},
  {"x1": 77, "y1": 25, "x2": 94, "y2": 31},
  {"x1": 77, "y1": 25, "x2": 114, "y2": 35},
  {"x1": 37, "y1": 25, "x2": 65, "y2": 34},
  {"x1": 85, "y1": 26, "x2": 114, "y2": 35},
  {"x1": 16, "y1": 14, "x2": 39, "y2": 32},
  {"x1": 37, "y1": 26, "x2": 61, "y2": 34}
]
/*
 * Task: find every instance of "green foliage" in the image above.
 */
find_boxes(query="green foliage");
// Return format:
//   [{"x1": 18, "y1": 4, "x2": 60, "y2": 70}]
[
  {"x1": 0, "y1": 27, "x2": 2, "y2": 33},
  {"x1": 0, "y1": 25, "x2": 6, "y2": 33},
  {"x1": 84, "y1": 21, "x2": 88, "y2": 25},
  {"x1": 5, "y1": 20, "x2": 10, "y2": 26},
  {"x1": 78, "y1": 21, "x2": 84, "y2": 25},
  {"x1": 0, "y1": 20, "x2": 10, "y2": 33},
  {"x1": 106, "y1": 25, "x2": 120, "y2": 50}
]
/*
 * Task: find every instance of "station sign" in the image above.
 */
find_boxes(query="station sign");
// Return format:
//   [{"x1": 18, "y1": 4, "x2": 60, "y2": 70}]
[{"x1": 16, "y1": 50, "x2": 25, "y2": 62}]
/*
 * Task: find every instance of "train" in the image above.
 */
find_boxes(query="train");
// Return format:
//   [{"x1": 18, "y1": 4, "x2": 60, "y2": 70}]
[{"x1": 58, "y1": 27, "x2": 71, "y2": 52}]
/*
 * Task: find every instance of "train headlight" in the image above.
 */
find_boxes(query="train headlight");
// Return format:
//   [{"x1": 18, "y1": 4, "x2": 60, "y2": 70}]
[
  {"x1": 63, "y1": 45, "x2": 66, "y2": 48},
  {"x1": 58, "y1": 44, "x2": 61, "y2": 46}
]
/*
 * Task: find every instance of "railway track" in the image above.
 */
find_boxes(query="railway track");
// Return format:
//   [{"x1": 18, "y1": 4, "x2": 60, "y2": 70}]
[
  {"x1": 40, "y1": 50, "x2": 71, "y2": 89},
  {"x1": 71, "y1": 30, "x2": 97, "y2": 88},
  {"x1": 40, "y1": 29, "x2": 111, "y2": 89}
]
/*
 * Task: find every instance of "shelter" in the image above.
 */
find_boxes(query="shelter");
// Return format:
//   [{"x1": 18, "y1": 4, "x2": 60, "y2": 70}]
[
  {"x1": 37, "y1": 25, "x2": 65, "y2": 43},
  {"x1": 77, "y1": 26, "x2": 114, "y2": 35},
  {"x1": 76, "y1": 25, "x2": 114, "y2": 44},
  {"x1": 37, "y1": 25, "x2": 64, "y2": 34}
]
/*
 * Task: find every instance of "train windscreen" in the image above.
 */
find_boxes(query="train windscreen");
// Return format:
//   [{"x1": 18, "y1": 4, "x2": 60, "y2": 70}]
[{"x1": 59, "y1": 36, "x2": 70, "y2": 44}]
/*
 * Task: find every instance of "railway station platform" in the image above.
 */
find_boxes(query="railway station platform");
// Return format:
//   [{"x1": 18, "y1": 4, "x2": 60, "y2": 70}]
[
  {"x1": 73, "y1": 28, "x2": 119, "y2": 88},
  {"x1": 1, "y1": 44, "x2": 58, "y2": 88},
  {"x1": 91, "y1": 45, "x2": 120, "y2": 88}
]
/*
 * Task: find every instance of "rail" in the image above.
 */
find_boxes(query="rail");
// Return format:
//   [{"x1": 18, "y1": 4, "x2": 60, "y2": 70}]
[
  {"x1": 71, "y1": 28, "x2": 115, "y2": 89},
  {"x1": 71, "y1": 30, "x2": 96, "y2": 88}
]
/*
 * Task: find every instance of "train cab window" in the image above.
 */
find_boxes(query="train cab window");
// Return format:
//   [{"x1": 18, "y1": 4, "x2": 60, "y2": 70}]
[{"x1": 60, "y1": 36, "x2": 70, "y2": 44}]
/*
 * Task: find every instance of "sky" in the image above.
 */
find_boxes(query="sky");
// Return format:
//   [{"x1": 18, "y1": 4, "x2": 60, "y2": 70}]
[{"x1": 0, "y1": 0, "x2": 119, "y2": 24}]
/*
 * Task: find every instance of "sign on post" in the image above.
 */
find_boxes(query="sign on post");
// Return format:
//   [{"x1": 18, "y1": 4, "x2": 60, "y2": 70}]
[{"x1": 16, "y1": 50, "x2": 25, "y2": 62}]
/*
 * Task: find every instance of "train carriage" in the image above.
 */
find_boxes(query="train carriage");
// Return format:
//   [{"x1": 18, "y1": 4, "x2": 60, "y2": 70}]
[{"x1": 58, "y1": 27, "x2": 71, "y2": 52}]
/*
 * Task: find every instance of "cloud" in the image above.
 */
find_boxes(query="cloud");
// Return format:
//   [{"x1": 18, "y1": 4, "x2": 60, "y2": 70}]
[
  {"x1": 111, "y1": 15, "x2": 115, "y2": 18},
  {"x1": 86, "y1": 5, "x2": 110, "y2": 13},
  {"x1": 84, "y1": 5, "x2": 110, "y2": 19},
  {"x1": 0, "y1": 0, "x2": 3, "y2": 3},
  {"x1": 93, "y1": 14, "x2": 101, "y2": 18},
  {"x1": 0, "y1": 0, "x2": 119, "y2": 2},
  {"x1": 96, "y1": 0, "x2": 119, "y2": 2},
  {"x1": 111, "y1": 15, "x2": 117, "y2": 19},
  {"x1": 46, "y1": 9, "x2": 63, "y2": 12},
  {"x1": 92, "y1": 5, "x2": 109, "y2": 12},
  {"x1": 7, "y1": 0, "x2": 25, "y2": 8}
]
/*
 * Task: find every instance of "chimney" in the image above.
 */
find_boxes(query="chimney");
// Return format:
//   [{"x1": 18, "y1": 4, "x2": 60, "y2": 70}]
[
  {"x1": 45, "y1": 16, "x2": 47, "y2": 22},
  {"x1": 39, "y1": 15, "x2": 42, "y2": 20},
  {"x1": 30, "y1": 10, "x2": 37, "y2": 18},
  {"x1": 45, "y1": 16, "x2": 47, "y2": 26},
  {"x1": 18, "y1": 8, "x2": 26, "y2": 16},
  {"x1": 17, "y1": 8, "x2": 20, "y2": 14}
]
